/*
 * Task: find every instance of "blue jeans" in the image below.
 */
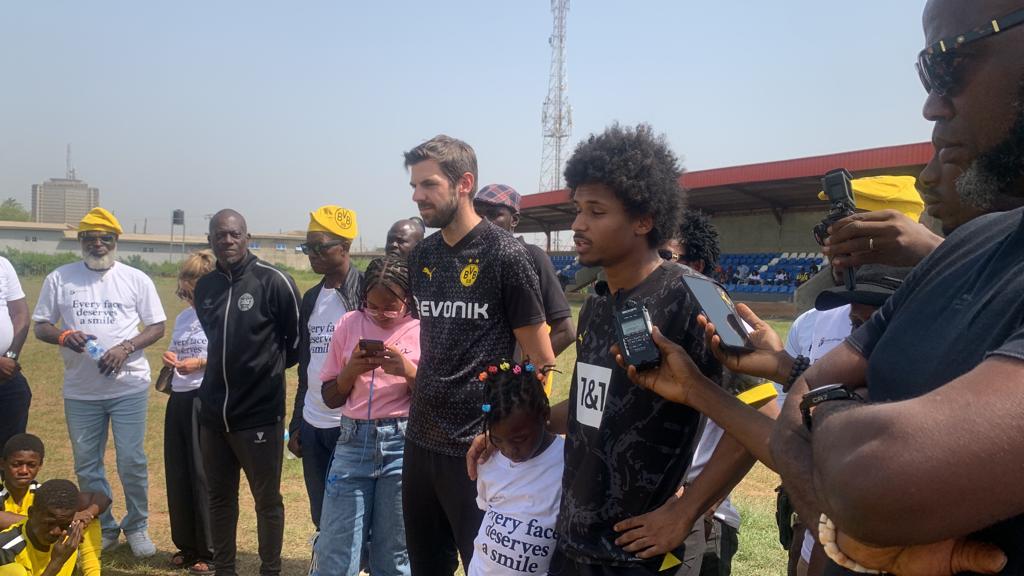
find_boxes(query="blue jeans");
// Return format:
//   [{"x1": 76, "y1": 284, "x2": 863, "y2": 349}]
[
  {"x1": 313, "y1": 416, "x2": 410, "y2": 576},
  {"x1": 64, "y1": 389, "x2": 149, "y2": 537}
]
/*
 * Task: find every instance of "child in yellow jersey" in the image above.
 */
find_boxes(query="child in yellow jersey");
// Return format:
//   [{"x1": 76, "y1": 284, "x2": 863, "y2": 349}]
[
  {"x1": 0, "y1": 480, "x2": 84, "y2": 576},
  {"x1": 0, "y1": 435, "x2": 106, "y2": 575}
]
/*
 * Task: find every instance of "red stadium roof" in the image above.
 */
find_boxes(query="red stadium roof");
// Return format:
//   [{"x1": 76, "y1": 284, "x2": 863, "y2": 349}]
[{"x1": 518, "y1": 142, "x2": 933, "y2": 234}]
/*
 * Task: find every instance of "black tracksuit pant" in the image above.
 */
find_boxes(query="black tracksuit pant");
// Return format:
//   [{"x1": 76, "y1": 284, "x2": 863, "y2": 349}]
[
  {"x1": 201, "y1": 421, "x2": 284, "y2": 576},
  {"x1": 164, "y1": 390, "x2": 214, "y2": 563},
  {"x1": 402, "y1": 439, "x2": 485, "y2": 575},
  {"x1": 0, "y1": 372, "x2": 30, "y2": 451}
]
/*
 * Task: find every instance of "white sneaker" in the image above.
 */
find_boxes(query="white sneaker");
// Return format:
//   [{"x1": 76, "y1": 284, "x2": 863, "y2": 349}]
[
  {"x1": 126, "y1": 530, "x2": 156, "y2": 558},
  {"x1": 101, "y1": 533, "x2": 119, "y2": 551}
]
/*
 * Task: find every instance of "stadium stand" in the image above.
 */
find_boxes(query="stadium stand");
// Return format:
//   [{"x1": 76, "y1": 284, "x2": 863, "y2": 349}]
[{"x1": 524, "y1": 142, "x2": 932, "y2": 302}]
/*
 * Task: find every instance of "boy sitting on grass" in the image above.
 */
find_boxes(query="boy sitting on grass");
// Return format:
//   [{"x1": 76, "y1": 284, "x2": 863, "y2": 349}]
[{"x1": 0, "y1": 434, "x2": 109, "y2": 575}]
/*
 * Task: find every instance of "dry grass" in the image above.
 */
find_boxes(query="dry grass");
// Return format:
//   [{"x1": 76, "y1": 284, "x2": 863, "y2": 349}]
[{"x1": 15, "y1": 276, "x2": 788, "y2": 575}]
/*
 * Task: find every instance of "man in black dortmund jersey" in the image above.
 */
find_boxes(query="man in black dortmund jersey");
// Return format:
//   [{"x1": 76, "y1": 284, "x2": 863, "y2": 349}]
[
  {"x1": 403, "y1": 135, "x2": 556, "y2": 575},
  {"x1": 549, "y1": 124, "x2": 727, "y2": 576}
]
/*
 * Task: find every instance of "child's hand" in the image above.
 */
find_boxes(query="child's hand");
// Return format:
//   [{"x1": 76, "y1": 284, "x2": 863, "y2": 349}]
[
  {"x1": 73, "y1": 509, "x2": 96, "y2": 526},
  {"x1": 466, "y1": 433, "x2": 495, "y2": 481},
  {"x1": 50, "y1": 521, "x2": 83, "y2": 567}
]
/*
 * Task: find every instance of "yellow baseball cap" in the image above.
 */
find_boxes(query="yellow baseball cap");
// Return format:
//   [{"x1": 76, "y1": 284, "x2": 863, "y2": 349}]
[
  {"x1": 818, "y1": 175, "x2": 924, "y2": 221},
  {"x1": 78, "y1": 207, "x2": 123, "y2": 235},
  {"x1": 308, "y1": 205, "x2": 358, "y2": 239}
]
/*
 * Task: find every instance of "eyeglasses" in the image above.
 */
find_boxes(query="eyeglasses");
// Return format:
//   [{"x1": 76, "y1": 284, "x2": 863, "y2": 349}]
[
  {"x1": 365, "y1": 306, "x2": 406, "y2": 321},
  {"x1": 78, "y1": 233, "x2": 117, "y2": 245},
  {"x1": 916, "y1": 8, "x2": 1024, "y2": 97},
  {"x1": 299, "y1": 241, "x2": 346, "y2": 256}
]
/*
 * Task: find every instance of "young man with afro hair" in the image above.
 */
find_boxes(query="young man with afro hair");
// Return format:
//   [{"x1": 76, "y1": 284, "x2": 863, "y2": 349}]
[{"x1": 547, "y1": 123, "x2": 727, "y2": 575}]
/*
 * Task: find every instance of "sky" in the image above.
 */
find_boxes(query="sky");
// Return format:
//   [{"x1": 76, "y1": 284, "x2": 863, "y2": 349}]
[{"x1": 0, "y1": 1, "x2": 933, "y2": 249}]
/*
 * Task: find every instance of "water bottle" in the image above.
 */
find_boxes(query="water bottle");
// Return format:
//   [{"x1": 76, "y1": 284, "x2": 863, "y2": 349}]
[
  {"x1": 85, "y1": 340, "x2": 105, "y2": 361},
  {"x1": 284, "y1": 429, "x2": 296, "y2": 460}
]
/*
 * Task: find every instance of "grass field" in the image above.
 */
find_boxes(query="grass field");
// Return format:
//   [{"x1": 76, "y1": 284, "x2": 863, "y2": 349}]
[{"x1": 13, "y1": 275, "x2": 791, "y2": 575}]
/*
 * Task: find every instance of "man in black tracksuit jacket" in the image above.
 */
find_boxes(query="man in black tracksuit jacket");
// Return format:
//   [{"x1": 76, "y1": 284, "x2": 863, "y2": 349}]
[{"x1": 195, "y1": 210, "x2": 301, "y2": 576}]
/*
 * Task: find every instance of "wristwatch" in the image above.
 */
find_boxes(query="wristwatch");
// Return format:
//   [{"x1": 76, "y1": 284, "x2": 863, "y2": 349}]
[
  {"x1": 3, "y1": 350, "x2": 18, "y2": 361},
  {"x1": 800, "y1": 384, "x2": 862, "y2": 430}
]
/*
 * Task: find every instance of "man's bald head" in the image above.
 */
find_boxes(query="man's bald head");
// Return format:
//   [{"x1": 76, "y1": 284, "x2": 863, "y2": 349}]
[
  {"x1": 386, "y1": 219, "x2": 425, "y2": 259},
  {"x1": 209, "y1": 209, "x2": 248, "y2": 235},
  {"x1": 208, "y1": 209, "x2": 250, "y2": 267}
]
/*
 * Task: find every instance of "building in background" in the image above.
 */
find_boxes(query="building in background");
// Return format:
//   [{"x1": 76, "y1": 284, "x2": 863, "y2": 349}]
[
  {"x1": 31, "y1": 177, "x2": 100, "y2": 225},
  {"x1": 0, "y1": 221, "x2": 312, "y2": 270}
]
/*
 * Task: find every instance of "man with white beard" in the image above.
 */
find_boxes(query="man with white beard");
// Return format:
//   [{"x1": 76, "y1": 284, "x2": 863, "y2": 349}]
[{"x1": 32, "y1": 207, "x2": 166, "y2": 558}]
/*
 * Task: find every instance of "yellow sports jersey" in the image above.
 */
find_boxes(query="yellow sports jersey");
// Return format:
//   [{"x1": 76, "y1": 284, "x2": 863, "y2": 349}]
[
  {"x1": 0, "y1": 522, "x2": 77, "y2": 576},
  {"x1": 0, "y1": 484, "x2": 101, "y2": 576},
  {"x1": 0, "y1": 482, "x2": 39, "y2": 517}
]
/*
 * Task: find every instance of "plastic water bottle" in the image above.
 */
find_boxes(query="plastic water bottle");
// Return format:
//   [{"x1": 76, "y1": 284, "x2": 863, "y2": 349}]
[
  {"x1": 284, "y1": 429, "x2": 296, "y2": 460},
  {"x1": 85, "y1": 340, "x2": 105, "y2": 361}
]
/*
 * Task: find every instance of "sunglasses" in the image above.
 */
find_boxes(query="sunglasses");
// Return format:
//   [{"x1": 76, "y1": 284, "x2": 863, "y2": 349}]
[
  {"x1": 916, "y1": 8, "x2": 1024, "y2": 97},
  {"x1": 175, "y1": 287, "x2": 194, "y2": 301},
  {"x1": 658, "y1": 249, "x2": 682, "y2": 262},
  {"x1": 299, "y1": 240, "x2": 346, "y2": 256},
  {"x1": 78, "y1": 233, "x2": 117, "y2": 245}
]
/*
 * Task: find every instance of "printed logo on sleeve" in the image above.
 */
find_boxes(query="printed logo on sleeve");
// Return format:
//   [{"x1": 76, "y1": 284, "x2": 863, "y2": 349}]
[{"x1": 575, "y1": 362, "x2": 612, "y2": 429}]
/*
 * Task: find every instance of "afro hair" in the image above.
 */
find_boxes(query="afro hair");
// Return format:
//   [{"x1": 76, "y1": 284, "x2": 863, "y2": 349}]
[
  {"x1": 679, "y1": 210, "x2": 721, "y2": 273},
  {"x1": 564, "y1": 123, "x2": 684, "y2": 248}
]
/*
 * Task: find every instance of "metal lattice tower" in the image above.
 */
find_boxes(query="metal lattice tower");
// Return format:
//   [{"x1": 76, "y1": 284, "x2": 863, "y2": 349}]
[{"x1": 539, "y1": 0, "x2": 572, "y2": 194}]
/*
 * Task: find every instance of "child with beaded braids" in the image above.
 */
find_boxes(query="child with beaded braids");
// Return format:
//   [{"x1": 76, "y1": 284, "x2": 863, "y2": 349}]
[
  {"x1": 312, "y1": 255, "x2": 420, "y2": 576},
  {"x1": 468, "y1": 360, "x2": 564, "y2": 576}
]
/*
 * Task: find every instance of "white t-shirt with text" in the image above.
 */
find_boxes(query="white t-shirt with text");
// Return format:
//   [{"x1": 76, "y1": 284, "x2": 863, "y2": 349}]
[
  {"x1": 775, "y1": 305, "x2": 852, "y2": 407},
  {"x1": 470, "y1": 435, "x2": 564, "y2": 576},
  {"x1": 0, "y1": 257, "x2": 26, "y2": 355},
  {"x1": 168, "y1": 307, "x2": 207, "y2": 393},
  {"x1": 303, "y1": 287, "x2": 346, "y2": 429},
  {"x1": 32, "y1": 261, "x2": 166, "y2": 400}
]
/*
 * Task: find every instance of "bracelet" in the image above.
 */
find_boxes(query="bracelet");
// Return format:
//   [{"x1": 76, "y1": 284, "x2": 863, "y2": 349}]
[
  {"x1": 120, "y1": 340, "x2": 137, "y2": 354},
  {"x1": 785, "y1": 355, "x2": 810, "y2": 391},
  {"x1": 818, "y1": 514, "x2": 880, "y2": 574},
  {"x1": 57, "y1": 330, "x2": 75, "y2": 347}
]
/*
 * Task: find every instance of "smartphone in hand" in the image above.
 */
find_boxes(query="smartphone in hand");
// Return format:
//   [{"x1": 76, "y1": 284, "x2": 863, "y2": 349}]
[{"x1": 359, "y1": 339, "x2": 385, "y2": 356}]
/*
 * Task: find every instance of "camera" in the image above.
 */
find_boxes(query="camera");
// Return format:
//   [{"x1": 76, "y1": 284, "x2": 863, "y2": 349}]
[{"x1": 813, "y1": 168, "x2": 857, "y2": 290}]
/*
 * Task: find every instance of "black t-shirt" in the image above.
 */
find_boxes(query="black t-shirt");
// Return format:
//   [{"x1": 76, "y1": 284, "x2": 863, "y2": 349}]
[
  {"x1": 837, "y1": 207, "x2": 1024, "y2": 576},
  {"x1": 557, "y1": 261, "x2": 723, "y2": 566},
  {"x1": 408, "y1": 220, "x2": 546, "y2": 456},
  {"x1": 522, "y1": 240, "x2": 572, "y2": 323}
]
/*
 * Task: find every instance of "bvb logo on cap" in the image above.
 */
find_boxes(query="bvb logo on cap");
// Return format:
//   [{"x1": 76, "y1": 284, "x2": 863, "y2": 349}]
[
  {"x1": 460, "y1": 259, "x2": 480, "y2": 287},
  {"x1": 335, "y1": 209, "x2": 354, "y2": 232}
]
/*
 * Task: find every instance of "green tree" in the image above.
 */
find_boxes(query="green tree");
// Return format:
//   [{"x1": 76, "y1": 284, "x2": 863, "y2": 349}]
[{"x1": 0, "y1": 198, "x2": 30, "y2": 222}]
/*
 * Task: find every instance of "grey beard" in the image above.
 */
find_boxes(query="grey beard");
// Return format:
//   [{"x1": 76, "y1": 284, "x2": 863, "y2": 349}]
[
  {"x1": 955, "y1": 163, "x2": 1000, "y2": 211},
  {"x1": 83, "y1": 249, "x2": 116, "y2": 270},
  {"x1": 955, "y1": 79, "x2": 1024, "y2": 211}
]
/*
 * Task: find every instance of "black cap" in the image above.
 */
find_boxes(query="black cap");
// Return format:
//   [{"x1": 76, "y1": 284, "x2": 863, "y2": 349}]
[{"x1": 814, "y1": 264, "x2": 912, "y2": 310}]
